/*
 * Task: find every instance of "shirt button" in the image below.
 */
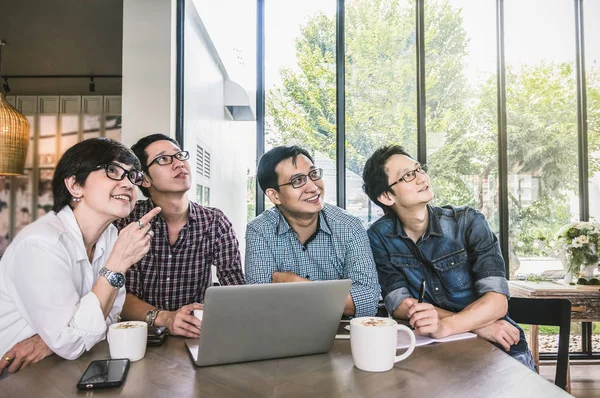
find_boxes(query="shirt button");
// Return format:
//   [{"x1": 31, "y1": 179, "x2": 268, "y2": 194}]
[
  {"x1": 166, "y1": 277, "x2": 170, "y2": 281},
  {"x1": 435, "y1": 288, "x2": 439, "y2": 291},
  {"x1": 168, "y1": 254, "x2": 172, "y2": 259},
  {"x1": 450, "y1": 262, "x2": 454, "y2": 266},
  {"x1": 166, "y1": 300, "x2": 169, "y2": 304}
]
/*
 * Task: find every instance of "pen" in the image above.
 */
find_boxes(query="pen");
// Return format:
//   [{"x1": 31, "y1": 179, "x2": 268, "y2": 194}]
[{"x1": 418, "y1": 278, "x2": 426, "y2": 303}]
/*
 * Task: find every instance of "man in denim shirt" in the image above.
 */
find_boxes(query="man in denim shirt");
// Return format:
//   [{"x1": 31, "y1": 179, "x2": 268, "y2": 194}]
[{"x1": 362, "y1": 145, "x2": 535, "y2": 369}]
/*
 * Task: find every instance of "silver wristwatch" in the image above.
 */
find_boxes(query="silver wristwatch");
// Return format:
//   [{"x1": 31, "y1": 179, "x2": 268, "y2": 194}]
[
  {"x1": 146, "y1": 308, "x2": 162, "y2": 326},
  {"x1": 98, "y1": 267, "x2": 126, "y2": 289}
]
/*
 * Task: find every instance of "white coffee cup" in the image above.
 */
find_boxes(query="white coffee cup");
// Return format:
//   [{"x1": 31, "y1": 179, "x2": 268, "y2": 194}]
[
  {"x1": 350, "y1": 317, "x2": 416, "y2": 372},
  {"x1": 107, "y1": 321, "x2": 147, "y2": 362}
]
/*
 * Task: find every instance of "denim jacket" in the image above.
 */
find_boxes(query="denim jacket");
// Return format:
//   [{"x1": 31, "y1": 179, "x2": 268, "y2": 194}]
[{"x1": 368, "y1": 205, "x2": 531, "y2": 362}]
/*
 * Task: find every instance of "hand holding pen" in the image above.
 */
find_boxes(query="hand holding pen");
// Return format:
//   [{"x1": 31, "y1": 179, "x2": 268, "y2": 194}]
[
  {"x1": 407, "y1": 277, "x2": 443, "y2": 337},
  {"x1": 418, "y1": 278, "x2": 426, "y2": 303}
]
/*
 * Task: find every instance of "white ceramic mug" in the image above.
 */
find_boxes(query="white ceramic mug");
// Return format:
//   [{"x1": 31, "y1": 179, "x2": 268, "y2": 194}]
[
  {"x1": 107, "y1": 321, "x2": 147, "y2": 362},
  {"x1": 350, "y1": 317, "x2": 416, "y2": 372}
]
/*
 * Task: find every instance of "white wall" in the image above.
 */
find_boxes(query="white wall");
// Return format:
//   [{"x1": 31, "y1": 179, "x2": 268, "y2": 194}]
[
  {"x1": 184, "y1": 2, "x2": 250, "y2": 257},
  {"x1": 122, "y1": 0, "x2": 177, "y2": 147}
]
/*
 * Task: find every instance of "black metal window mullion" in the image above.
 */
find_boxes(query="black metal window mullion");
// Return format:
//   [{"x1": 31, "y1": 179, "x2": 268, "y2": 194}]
[
  {"x1": 575, "y1": 0, "x2": 589, "y2": 222},
  {"x1": 175, "y1": 0, "x2": 185, "y2": 147},
  {"x1": 495, "y1": 0, "x2": 510, "y2": 276},
  {"x1": 415, "y1": 0, "x2": 427, "y2": 164},
  {"x1": 336, "y1": 0, "x2": 346, "y2": 209},
  {"x1": 255, "y1": 0, "x2": 266, "y2": 216}
]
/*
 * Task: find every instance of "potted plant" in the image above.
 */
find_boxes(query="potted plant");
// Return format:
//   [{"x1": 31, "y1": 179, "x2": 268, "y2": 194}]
[{"x1": 553, "y1": 221, "x2": 600, "y2": 284}]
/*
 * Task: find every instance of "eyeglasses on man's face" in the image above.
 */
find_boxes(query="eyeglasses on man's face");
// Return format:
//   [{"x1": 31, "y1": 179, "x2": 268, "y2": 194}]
[
  {"x1": 273, "y1": 168, "x2": 323, "y2": 189},
  {"x1": 95, "y1": 163, "x2": 144, "y2": 186},
  {"x1": 147, "y1": 150, "x2": 190, "y2": 168},
  {"x1": 388, "y1": 164, "x2": 428, "y2": 188}
]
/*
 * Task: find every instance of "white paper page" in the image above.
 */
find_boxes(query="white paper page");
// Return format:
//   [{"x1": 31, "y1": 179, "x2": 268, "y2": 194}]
[{"x1": 397, "y1": 331, "x2": 477, "y2": 349}]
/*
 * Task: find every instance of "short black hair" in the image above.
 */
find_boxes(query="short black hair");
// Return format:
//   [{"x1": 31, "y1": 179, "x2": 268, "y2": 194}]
[
  {"x1": 362, "y1": 145, "x2": 414, "y2": 215},
  {"x1": 131, "y1": 133, "x2": 181, "y2": 197},
  {"x1": 52, "y1": 138, "x2": 141, "y2": 213},
  {"x1": 257, "y1": 146, "x2": 314, "y2": 193}
]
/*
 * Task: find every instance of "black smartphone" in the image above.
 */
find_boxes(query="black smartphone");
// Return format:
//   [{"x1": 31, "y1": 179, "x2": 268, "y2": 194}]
[
  {"x1": 76, "y1": 359, "x2": 130, "y2": 390},
  {"x1": 147, "y1": 325, "x2": 168, "y2": 346}
]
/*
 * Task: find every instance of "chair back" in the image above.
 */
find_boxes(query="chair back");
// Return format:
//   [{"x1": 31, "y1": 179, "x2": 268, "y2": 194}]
[{"x1": 508, "y1": 297, "x2": 571, "y2": 391}]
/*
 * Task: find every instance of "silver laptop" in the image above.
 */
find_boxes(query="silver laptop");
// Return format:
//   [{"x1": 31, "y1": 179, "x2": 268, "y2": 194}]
[{"x1": 185, "y1": 279, "x2": 352, "y2": 367}]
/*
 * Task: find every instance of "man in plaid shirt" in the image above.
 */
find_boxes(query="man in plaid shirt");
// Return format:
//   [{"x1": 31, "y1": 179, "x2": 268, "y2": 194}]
[
  {"x1": 114, "y1": 134, "x2": 245, "y2": 338},
  {"x1": 245, "y1": 146, "x2": 380, "y2": 318}
]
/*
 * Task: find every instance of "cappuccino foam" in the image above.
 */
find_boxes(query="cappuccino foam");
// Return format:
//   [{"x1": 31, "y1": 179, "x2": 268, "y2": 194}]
[
  {"x1": 115, "y1": 322, "x2": 144, "y2": 329},
  {"x1": 360, "y1": 318, "x2": 390, "y2": 327}
]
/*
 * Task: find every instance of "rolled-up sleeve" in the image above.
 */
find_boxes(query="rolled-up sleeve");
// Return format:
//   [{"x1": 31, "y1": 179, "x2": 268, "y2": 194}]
[
  {"x1": 244, "y1": 226, "x2": 278, "y2": 284},
  {"x1": 367, "y1": 228, "x2": 411, "y2": 315},
  {"x1": 343, "y1": 228, "x2": 380, "y2": 317},
  {"x1": 7, "y1": 240, "x2": 118, "y2": 360},
  {"x1": 464, "y1": 209, "x2": 510, "y2": 298}
]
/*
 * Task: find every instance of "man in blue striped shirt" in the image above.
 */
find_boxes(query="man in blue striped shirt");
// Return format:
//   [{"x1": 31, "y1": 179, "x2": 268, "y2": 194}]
[{"x1": 245, "y1": 146, "x2": 380, "y2": 317}]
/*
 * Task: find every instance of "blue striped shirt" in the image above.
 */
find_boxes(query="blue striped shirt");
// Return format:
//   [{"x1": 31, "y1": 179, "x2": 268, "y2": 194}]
[{"x1": 245, "y1": 204, "x2": 380, "y2": 317}]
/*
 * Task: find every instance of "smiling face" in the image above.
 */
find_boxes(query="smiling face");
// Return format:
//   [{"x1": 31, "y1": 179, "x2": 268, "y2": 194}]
[
  {"x1": 142, "y1": 140, "x2": 192, "y2": 195},
  {"x1": 69, "y1": 161, "x2": 138, "y2": 222},
  {"x1": 377, "y1": 154, "x2": 433, "y2": 212},
  {"x1": 265, "y1": 154, "x2": 324, "y2": 217}
]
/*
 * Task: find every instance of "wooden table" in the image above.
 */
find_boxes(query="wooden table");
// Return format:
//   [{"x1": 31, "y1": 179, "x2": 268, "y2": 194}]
[
  {"x1": 2, "y1": 333, "x2": 571, "y2": 397},
  {"x1": 509, "y1": 281, "x2": 600, "y2": 360}
]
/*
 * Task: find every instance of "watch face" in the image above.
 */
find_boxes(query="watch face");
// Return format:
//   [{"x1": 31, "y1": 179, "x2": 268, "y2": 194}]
[{"x1": 108, "y1": 272, "x2": 126, "y2": 288}]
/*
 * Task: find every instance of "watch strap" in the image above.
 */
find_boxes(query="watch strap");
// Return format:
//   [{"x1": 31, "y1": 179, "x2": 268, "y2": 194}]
[
  {"x1": 146, "y1": 308, "x2": 162, "y2": 327},
  {"x1": 99, "y1": 267, "x2": 125, "y2": 288}
]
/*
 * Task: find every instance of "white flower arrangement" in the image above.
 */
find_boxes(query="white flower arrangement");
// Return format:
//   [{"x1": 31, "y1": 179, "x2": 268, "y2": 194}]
[{"x1": 554, "y1": 221, "x2": 600, "y2": 274}]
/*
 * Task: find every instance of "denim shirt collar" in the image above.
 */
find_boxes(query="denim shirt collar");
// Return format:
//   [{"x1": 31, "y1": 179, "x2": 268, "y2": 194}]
[
  {"x1": 275, "y1": 207, "x2": 332, "y2": 236},
  {"x1": 387, "y1": 204, "x2": 444, "y2": 239}
]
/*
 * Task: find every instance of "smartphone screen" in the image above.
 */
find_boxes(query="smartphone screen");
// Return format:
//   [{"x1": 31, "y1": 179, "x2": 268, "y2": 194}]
[{"x1": 77, "y1": 359, "x2": 129, "y2": 390}]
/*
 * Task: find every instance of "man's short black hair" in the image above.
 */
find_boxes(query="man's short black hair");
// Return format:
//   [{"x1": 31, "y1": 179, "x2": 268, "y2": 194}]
[
  {"x1": 52, "y1": 138, "x2": 141, "y2": 213},
  {"x1": 362, "y1": 145, "x2": 414, "y2": 215},
  {"x1": 131, "y1": 133, "x2": 181, "y2": 197},
  {"x1": 257, "y1": 146, "x2": 314, "y2": 193}
]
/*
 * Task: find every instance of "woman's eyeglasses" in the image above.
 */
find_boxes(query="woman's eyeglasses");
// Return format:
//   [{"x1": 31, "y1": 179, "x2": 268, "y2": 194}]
[{"x1": 95, "y1": 163, "x2": 144, "y2": 186}]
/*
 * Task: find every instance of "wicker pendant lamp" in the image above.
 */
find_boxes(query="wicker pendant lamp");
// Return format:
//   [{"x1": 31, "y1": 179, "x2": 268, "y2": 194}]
[{"x1": 0, "y1": 40, "x2": 30, "y2": 176}]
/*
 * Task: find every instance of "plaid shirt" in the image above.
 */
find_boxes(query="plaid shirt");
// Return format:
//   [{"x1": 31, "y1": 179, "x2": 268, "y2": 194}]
[
  {"x1": 114, "y1": 199, "x2": 245, "y2": 311},
  {"x1": 244, "y1": 203, "x2": 380, "y2": 317}
]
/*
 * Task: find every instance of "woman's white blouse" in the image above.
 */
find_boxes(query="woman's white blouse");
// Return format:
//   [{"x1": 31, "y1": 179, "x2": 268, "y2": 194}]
[{"x1": 0, "y1": 206, "x2": 125, "y2": 359}]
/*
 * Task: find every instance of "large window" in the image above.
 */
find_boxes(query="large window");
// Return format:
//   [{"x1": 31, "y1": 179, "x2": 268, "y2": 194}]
[
  {"x1": 255, "y1": 0, "x2": 597, "y2": 282},
  {"x1": 345, "y1": 0, "x2": 417, "y2": 225},
  {"x1": 505, "y1": 0, "x2": 579, "y2": 278},
  {"x1": 265, "y1": 0, "x2": 337, "y2": 207},
  {"x1": 425, "y1": 0, "x2": 499, "y2": 233}
]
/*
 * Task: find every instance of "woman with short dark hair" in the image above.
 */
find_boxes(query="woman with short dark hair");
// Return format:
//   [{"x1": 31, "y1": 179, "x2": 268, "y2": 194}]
[{"x1": 0, "y1": 138, "x2": 161, "y2": 376}]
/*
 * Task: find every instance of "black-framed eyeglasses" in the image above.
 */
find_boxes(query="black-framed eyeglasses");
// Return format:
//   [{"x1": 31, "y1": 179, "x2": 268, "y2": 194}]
[
  {"x1": 147, "y1": 150, "x2": 190, "y2": 168},
  {"x1": 273, "y1": 168, "x2": 323, "y2": 189},
  {"x1": 93, "y1": 163, "x2": 144, "y2": 186},
  {"x1": 388, "y1": 164, "x2": 428, "y2": 188}
]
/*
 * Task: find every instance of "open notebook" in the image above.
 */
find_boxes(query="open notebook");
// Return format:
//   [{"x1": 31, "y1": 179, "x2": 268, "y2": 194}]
[
  {"x1": 341, "y1": 325, "x2": 476, "y2": 348},
  {"x1": 397, "y1": 331, "x2": 477, "y2": 349}
]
